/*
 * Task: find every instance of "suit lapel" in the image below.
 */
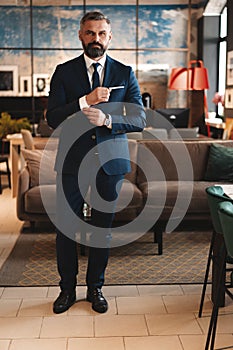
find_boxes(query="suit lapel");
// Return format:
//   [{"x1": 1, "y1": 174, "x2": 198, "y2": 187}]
[
  {"x1": 73, "y1": 54, "x2": 91, "y2": 93},
  {"x1": 103, "y1": 56, "x2": 115, "y2": 88}
]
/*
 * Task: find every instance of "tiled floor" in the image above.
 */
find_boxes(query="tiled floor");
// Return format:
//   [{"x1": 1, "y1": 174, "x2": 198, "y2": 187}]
[
  {"x1": 1, "y1": 284, "x2": 233, "y2": 350},
  {"x1": 1, "y1": 187, "x2": 233, "y2": 349}
]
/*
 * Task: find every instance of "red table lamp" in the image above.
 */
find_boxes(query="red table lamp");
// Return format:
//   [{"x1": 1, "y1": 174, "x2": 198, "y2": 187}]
[{"x1": 168, "y1": 60, "x2": 210, "y2": 135}]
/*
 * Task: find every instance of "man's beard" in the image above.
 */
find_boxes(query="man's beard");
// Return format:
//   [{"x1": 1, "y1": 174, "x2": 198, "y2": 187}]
[{"x1": 82, "y1": 41, "x2": 106, "y2": 58}]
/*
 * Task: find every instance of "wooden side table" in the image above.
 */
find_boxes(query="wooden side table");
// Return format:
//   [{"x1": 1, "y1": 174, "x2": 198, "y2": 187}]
[
  {"x1": 6, "y1": 134, "x2": 51, "y2": 198},
  {"x1": 7, "y1": 134, "x2": 24, "y2": 198}
]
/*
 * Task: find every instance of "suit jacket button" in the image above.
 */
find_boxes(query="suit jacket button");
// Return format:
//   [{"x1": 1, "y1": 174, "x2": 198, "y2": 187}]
[{"x1": 91, "y1": 134, "x2": 96, "y2": 140}]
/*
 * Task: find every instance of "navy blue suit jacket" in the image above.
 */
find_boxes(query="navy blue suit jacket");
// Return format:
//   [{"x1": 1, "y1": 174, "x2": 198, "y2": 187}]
[{"x1": 47, "y1": 54, "x2": 146, "y2": 175}]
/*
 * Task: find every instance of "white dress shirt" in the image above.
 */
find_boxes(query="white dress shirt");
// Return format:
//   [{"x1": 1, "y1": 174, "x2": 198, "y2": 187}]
[{"x1": 79, "y1": 54, "x2": 106, "y2": 109}]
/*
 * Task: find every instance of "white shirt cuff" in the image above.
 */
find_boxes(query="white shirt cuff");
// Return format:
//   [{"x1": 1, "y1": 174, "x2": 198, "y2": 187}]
[
  {"x1": 107, "y1": 114, "x2": 112, "y2": 129},
  {"x1": 79, "y1": 96, "x2": 89, "y2": 109}
]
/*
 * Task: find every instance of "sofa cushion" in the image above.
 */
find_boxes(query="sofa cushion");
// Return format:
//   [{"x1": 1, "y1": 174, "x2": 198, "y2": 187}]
[
  {"x1": 25, "y1": 185, "x2": 56, "y2": 214},
  {"x1": 139, "y1": 180, "x2": 213, "y2": 218},
  {"x1": 114, "y1": 180, "x2": 143, "y2": 221},
  {"x1": 136, "y1": 141, "x2": 195, "y2": 182},
  {"x1": 204, "y1": 143, "x2": 233, "y2": 182},
  {"x1": 137, "y1": 140, "x2": 233, "y2": 184},
  {"x1": 24, "y1": 180, "x2": 143, "y2": 218},
  {"x1": 116, "y1": 180, "x2": 143, "y2": 210},
  {"x1": 124, "y1": 139, "x2": 138, "y2": 183},
  {"x1": 21, "y1": 149, "x2": 56, "y2": 187}
]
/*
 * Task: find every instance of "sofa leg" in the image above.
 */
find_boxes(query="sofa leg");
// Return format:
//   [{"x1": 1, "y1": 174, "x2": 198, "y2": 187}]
[
  {"x1": 80, "y1": 230, "x2": 86, "y2": 256},
  {"x1": 156, "y1": 231, "x2": 163, "y2": 255},
  {"x1": 30, "y1": 221, "x2": 35, "y2": 232},
  {"x1": 153, "y1": 223, "x2": 163, "y2": 255}
]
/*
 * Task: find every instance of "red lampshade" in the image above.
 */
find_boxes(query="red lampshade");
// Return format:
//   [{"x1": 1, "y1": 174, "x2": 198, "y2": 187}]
[
  {"x1": 168, "y1": 67, "x2": 189, "y2": 90},
  {"x1": 168, "y1": 60, "x2": 209, "y2": 91}
]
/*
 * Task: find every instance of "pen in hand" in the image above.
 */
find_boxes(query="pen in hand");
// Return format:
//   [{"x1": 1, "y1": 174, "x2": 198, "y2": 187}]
[{"x1": 108, "y1": 86, "x2": 124, "y2": 92}]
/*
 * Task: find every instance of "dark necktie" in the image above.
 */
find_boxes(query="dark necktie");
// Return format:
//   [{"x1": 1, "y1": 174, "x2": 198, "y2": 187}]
[{"x1": 92, "y1": 63, "x2": 100, "y2": 90}]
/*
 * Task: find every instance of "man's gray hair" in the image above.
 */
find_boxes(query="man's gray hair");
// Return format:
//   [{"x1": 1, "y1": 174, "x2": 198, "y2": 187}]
[{"x1": 80, "y1": 11, "x2": 111, "y2": 27}]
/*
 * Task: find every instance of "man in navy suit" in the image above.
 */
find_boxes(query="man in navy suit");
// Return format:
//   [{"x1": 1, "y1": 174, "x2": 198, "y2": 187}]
[{"x1": 46, "y1": 11, "x2": 146, "y2": 314}]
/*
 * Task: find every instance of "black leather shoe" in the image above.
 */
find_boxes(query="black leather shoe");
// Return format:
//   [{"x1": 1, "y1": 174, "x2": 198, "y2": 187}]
[
  {"x1": 53, "y1": 290, "x2": 76, "y2": 314},
  {"x1": 86, "y1": 288, "x2": 108, "y2": 313}
]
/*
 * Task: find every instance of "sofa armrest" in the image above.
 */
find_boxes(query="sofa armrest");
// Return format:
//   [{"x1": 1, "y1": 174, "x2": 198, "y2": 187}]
[{"x1": 16, "y1": 166, "x2": 30, "y2": 221}]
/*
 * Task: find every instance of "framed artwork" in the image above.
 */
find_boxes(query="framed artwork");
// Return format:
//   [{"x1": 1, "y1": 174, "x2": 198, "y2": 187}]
[
  {"x1": 33, "y1": 74, "x2": 50, "y2": 96},
  {"x1": 0, "y1": 65, "x2": 18, "y2": 96},
  {"x1": 227, "y1": 51, "x2": 233, "y2": 86},
  {"x1": 225, "y1": 88, "x2": 233, "y2": 109},
  {"x1": 19, "y1": 76, "x2": 32, "y2": 96}
]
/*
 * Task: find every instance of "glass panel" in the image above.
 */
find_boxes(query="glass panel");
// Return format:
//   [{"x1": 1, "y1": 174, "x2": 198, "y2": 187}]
[
  {"x1": 138, "y1": 50, "x2": 188, "y2": 109},
  {"x1": 0, "y1": 49, "x2": 31, "y2": 97},
  {"x1": 32, "y1": 6, "x2": 83, "y2": 49},
  {"x1": 85, "y1": 5, "x2": 137, "y2": 49},
  {"x1": 220, "y1": 6, "x2": 227, "y2": 38},
  {"x1": 218, "y1": 41, "x2": 226, "y2": 116},
  {"x1": 0, "y1": 6, "x2": 31, "y2": 48},
  {"x1": 218, "y1": 6, "x2": 227, "y2": 116},
  {"x1": 33, "y1": 49, "x2": 82, "y2": 78},
  {"x1": 0, "y1": 49, "x2": 31, "y2": 75},
  {"x1": 107, "y1": 49, "x2": 136, "y2": 69},
  {"x1": 32, "y1": 49, "x2": 80, "y2": 99},
  {"x1": 138, "y1": 4, "x2": 189, "y2": 49}
]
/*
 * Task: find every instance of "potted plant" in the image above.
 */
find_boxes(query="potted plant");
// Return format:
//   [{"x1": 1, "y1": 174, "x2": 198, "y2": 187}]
[
  {"x1": 0, "y1": 112, "x2": 31, "y2": 154},
  {"x1": 0, "y1": 112, "x2": 31, "y2": 139}
]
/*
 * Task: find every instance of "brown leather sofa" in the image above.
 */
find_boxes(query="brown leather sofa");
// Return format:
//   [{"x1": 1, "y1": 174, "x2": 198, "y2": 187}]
[{"x1": 17, "y1": 139, "x2": 233, "y2": 254}]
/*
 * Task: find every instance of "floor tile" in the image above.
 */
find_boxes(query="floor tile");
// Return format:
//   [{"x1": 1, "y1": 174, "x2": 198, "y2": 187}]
[
  {"x1": 68, "y1": 337, "x2": 124, "y2": 350},
  {"x1": 0, "y1": 257, "x2": 9, "y2": 270},
  {"x1": 0, "y1": 248, "x2": 17, "y2": 268},
  {"x1": 198, "y1": 312, "x2": 233, "y2": 334},
  {"x1": 68, "y1": 297, "x2": 117, "y2": 315},
  {"x1": 179, "y1": 335, "x2": 206, "y2": 350},
  {"x1": 163, "y1": 294, "x2": 212, "y2": 314},
  {"x1": 47, "y1": 286, "x2": 61, "y2": 298},
  {"x1": 18, "y1": 298, "x2": 54, "y2": 317},
  {"x1": 146, "y1": 313, "x2": 202, "y2": 335},
  {"x1": 2, "y1": 287, "x2": 48, "y2": 299},
  {"x1": 181, "y1": 284, "x2": 211, "y2": 295},
  {"x1": 74, "y1": 286, "x2": 87, "y2": 299},
  {"x1": 9, "y1": 339, "x2": 67, "y2": 350},
  {"x1": 116, "y1": 295, "x2": 166, "y2": 314},
  {"x1": 179, "y1": 334, "x2": 233, "y2": 350},
  {"x1": 95, "y1": 315, "x2": 148, "y2": 337},
  {"x1": 0, "y1": 317, "x2": 42, "y2": 339},
  {"x1": 124, "y1": 335, "x2": 183, "y2": 350},
  {"x1": 48, "y1": 286, "x2": 132, "y2": 300},
  {"x1": 0, "y1": 340, "x2": 10, "y2": 350},
  {"x1": 0, "y1": 235, "x2": 18, "y2": 248},
  {"x1": 220, "y1": 294, "x2": 233, "y2": 312},
  {"x1": 2, "y1": 180, "x2": 233, "y2": 348},
  {"x1": 0, "y1": 299, "x2": 21, "y2": 317},
  {"x1": 137, "y1": 285, "x2": 183, "y2": 296},
  {"x1": 103, "y1": 285, "x2": 139, "y2": 297},
  {"x1": 40, "y1": 315, "x2": 94, "y2": 338},
  {"x1": 47, "y1": 286, "x2": 86, "y2": 299},
  {"x1": 0, "y1": 233, "x2": 11, "y2": 240}
]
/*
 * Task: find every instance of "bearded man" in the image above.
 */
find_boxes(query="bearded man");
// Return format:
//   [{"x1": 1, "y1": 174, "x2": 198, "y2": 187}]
[{"x1": 46, "y1": 11, "x2": 146, "y2": 314}]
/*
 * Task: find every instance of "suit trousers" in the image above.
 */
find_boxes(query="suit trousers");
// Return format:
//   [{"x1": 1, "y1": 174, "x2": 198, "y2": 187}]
[{"x1": 55, "y1": 152, "x2": 124, "y2": 292}]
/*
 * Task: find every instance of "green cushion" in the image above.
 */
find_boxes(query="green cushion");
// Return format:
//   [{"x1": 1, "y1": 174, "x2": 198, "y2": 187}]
[{"x1": 204, "y1": 143, "x2": 233, "y2": 182}]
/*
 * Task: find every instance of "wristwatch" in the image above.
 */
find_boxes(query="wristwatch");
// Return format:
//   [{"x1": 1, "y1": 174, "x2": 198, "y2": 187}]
[{"x1": 104, "y1": 114, "x2": 111, "y2": 128}]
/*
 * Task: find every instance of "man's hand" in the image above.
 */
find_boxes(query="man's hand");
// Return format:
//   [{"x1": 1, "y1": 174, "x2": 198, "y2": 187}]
[
  {"x1": 86, "y1": 87, "x2": 110, "y2": 106},
  {"x1": 82, "y1": 107, "x2": 106, "y2": 126}
]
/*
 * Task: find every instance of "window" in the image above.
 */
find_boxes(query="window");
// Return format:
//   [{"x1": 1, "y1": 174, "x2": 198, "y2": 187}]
[{"x1": 218, "y1": 6, "x2": 227, "y2": 116}]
